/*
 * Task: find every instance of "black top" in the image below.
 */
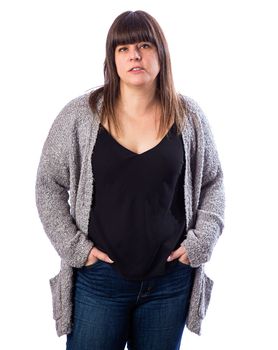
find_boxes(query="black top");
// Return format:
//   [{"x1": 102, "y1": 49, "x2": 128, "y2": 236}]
[{"x1": 88, "y1": 122, "x2": 187, "y2": 281}]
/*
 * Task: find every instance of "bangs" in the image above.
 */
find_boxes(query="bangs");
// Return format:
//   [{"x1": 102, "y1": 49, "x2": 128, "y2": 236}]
[{"x1": 111, "y1": 12, "x2": 157, "y2": 49}]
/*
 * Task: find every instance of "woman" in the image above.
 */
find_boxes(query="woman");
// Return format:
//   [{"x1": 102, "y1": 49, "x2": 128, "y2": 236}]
[{"x1": 35, "y1": 10, "x2": 225, "y2": 350}]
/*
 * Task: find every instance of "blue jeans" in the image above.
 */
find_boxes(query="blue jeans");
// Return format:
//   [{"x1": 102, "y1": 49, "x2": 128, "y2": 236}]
[{"x1": 66, "y1": 260, "x2": 195, "y2": 350}]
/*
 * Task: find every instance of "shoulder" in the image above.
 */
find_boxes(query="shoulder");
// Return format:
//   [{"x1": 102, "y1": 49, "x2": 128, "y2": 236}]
[
  {"x1": 178, "y1": 94, "x2": 220, "y2": 161},
  {"x1": 51, "y1": 90, "x2": 99, "y2": 130},
  {"x1": 179, "y1": 94, "x2": 213, "y2": 136},
  {"x1": 180, "y1": 95, "x2": 208, "y2": 123},
  {"x1": 56, "y1": 91, "x2": 92, "y2": 119},
  {"x1": 180, "y1": 94, "x2": 201, "y2": 113}
]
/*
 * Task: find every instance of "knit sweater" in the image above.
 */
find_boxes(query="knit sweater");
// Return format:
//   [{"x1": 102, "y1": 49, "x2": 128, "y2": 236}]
[{"x1": 35, "y1": 91, "x2": 225, "y2": 337}]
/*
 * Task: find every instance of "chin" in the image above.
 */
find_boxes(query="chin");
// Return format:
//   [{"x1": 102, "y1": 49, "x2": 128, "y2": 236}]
[{"x1": 125, "y1": 79, "x2": 155, "y2": 88}]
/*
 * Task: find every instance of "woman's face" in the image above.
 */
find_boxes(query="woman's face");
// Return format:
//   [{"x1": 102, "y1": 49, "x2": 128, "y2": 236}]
[{"x1": 114, "y1": 41, "x2": 160, "y2": 90}]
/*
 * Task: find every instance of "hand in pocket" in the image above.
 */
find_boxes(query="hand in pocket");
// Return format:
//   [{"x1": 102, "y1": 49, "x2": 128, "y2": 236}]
[
  {"x1": 85, "y1": 246, "x2": 115, "y2": 266},
  {"x1": 167, "y1": 245, "x2": 191, "y2": 265}
]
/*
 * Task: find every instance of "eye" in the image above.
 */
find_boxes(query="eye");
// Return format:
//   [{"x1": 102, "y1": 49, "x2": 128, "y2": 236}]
[
  {"x1": 118, "y1": 47, "x2": 128, "y2": 52},
  {"x1": 140, "y1": 43, "x2": 151, "y2": 49}
]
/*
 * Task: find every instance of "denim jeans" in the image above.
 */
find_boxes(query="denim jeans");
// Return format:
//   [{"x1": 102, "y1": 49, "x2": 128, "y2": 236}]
[{"x1": 66, "y1": 259, "x2": 195, "y2": 350}]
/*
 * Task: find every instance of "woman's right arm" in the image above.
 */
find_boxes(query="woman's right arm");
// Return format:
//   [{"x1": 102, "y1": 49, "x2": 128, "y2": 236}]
[{"x1": 35, "y1": 102, "x2": 94, "y2": 268}]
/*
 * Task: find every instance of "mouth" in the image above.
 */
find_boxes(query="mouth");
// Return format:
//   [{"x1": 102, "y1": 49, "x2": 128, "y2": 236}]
[{"x1": 128, "y1": 67, "x2": 144, "y2": 72}]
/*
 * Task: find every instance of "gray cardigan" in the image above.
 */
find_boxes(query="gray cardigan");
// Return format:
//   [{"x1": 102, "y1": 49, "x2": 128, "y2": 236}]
[{"x1": 35, "y1": 91, "x2": 225, "y2": 337}]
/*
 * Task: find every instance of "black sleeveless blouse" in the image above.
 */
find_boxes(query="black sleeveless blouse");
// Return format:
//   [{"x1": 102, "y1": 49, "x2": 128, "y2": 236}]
[{"x1": 88, "y1": 122, "x2": 187, "y2": 280}]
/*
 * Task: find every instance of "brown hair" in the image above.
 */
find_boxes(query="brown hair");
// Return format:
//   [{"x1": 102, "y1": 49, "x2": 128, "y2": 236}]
[{"x1": 88, "y1": 10, "x2": 187, "y2": 137}]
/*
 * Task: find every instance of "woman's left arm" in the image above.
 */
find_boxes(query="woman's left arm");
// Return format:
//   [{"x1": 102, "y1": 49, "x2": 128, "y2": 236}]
[{"x1": 181, "y1": 104, "x2": 226, "y2": 268}]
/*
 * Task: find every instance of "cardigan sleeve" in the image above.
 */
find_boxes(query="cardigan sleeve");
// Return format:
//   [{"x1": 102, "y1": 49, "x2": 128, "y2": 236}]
[
  {"x1": 181, "y1": 102, "x2": 225, "y2": 267},
  {"x1": 35, "y1": 101, "x2": 94, "y2": 268}
]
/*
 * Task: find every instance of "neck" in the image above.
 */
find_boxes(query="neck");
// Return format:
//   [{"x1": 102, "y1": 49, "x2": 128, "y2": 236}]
[{"x1": 116, "y1": 83, "x2": 160, "y2": 121}]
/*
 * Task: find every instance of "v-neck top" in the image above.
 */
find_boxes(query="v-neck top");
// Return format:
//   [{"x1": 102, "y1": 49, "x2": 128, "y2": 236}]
[{"x1": 88, "y1": 121, "x2": 187, "y2": 280}]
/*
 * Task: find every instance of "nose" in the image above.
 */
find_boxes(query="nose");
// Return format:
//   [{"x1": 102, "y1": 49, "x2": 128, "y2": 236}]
[{"x1": 129, "y1": 46, "x2": 141, "y2": 61}]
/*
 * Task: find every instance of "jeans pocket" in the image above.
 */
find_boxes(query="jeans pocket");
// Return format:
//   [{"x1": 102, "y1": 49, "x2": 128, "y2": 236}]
[
  {"x1": 82, "y1": 259, "x2": 102, "y2": 270},
  {"x1": 177, "y1": 260, "x2": 192, "y2": 268},
  {"x1": 198, "y1": 272, "x2": 214, "y2": 319},
  {"x1": 49, "y1": 272, "x2": 62, "y2": 321}
]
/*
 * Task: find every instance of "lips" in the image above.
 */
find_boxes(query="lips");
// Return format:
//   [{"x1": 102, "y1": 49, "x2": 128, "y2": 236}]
[{"x1": 128, "y1": 66, "x2": 144, "y2": 71}]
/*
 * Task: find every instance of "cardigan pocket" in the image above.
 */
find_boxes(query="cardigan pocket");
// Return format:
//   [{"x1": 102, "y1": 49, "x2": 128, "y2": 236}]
[
  {"x1": 49, "y1": 272, "x2": 62, "y2": 321},
  {"x1": 198, "y1": 272, "x2": 214, "y2": 319}
]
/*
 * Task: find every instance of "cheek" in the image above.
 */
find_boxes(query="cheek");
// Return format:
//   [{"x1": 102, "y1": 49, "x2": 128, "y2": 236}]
[
  {"x1": 156, "y1": 60, "x2": 160, "y2": 72},
  {"x1": 151, "y1": 53, "x2": 160, "y2": 73},
  {"x1": 115, "y1": 58, "x2": 125, "y2": 76},
  {"x1": 153, "y1": 59, "x2": 160, "y2": 74}
]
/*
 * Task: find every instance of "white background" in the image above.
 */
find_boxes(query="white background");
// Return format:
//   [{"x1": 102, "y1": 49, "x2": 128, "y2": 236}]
[{"x1": 1, "y1": 0, "x2": 277, "y2": 349}]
